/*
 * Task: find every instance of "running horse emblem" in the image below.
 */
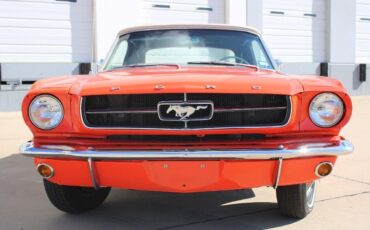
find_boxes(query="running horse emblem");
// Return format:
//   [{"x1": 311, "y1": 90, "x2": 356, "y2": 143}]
[{"x1": 166, "y1": 105, "x2": 208, "y2": 120}]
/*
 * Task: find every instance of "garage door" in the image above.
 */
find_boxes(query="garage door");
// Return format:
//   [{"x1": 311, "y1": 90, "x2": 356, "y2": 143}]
[
  {"x1": 356, "y1": 0, "x2": 370, "y2": 63},
  {"x1": 262, "y1": 0, "x2": 327, "y2": 63},
  {"x1": 0, "y1": 0, "x2": 92, "y2": 63},
  {"x1": 141, "y1": 0, "x2": 225, "y2": 24}
]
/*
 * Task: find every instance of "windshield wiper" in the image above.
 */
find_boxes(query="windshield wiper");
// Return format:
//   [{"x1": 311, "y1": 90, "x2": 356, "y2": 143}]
[
  {"x1": 187, "y1": 61, "x2": 259, "y2": 71},
  {"x1": 110, "y1": 62, "x2": 259, "y2": 71},
  {"x1": 110, "y1": 63, "x2": 180, "y2": 70}
]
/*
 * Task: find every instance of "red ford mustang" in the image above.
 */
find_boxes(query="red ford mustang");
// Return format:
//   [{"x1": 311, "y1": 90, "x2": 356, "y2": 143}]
[{"x1": 20, "y1": 24, "x2": 353, "y2": 218}]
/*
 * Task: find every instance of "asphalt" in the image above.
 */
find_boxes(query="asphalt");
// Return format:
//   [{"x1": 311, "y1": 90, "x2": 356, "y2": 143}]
[{"x1": 0, "y1": 97, "x2": 370, "y2": 230}]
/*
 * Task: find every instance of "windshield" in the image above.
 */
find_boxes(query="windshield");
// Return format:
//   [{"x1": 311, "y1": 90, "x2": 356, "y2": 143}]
[{"x1": 103, "y1": 29, "x2": 274, "y2": 71}]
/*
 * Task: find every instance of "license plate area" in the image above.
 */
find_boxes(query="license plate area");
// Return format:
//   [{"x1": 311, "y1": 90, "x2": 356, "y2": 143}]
[{"x1": 144, "y1": 161, "x2": 220, "y2": 190}]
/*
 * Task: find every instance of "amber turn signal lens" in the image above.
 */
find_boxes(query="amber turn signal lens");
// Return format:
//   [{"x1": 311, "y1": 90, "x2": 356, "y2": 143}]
[
  {"x1": 315, "y1": 162, "x2": 333, "y2": 177},
  {"x1": 37, "y1": 164, "x2": 54, "y2": 179}
]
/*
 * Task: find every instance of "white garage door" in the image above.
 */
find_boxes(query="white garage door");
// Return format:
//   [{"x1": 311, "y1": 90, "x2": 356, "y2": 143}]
[
  {"x1": 0, "y1": 0, "x2": 92, "y2": 63},
  {"x1": 262, "y1": 0, "x2": 327, "y2": 63},
  {"x1": 141, "y1": 0, "x2": 225, "y2": 24},
  {"x1": 356, "y1": 0, "x2": 370, "y2": 63}
]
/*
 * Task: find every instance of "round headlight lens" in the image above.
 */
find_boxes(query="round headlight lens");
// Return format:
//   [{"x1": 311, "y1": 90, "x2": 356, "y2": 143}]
[
  {"x1": 309, "y1": 93, "x2": 344, "y2": 127},
  {"x1": 29, "y1": 95, "x2": 64, "y2": 130}
]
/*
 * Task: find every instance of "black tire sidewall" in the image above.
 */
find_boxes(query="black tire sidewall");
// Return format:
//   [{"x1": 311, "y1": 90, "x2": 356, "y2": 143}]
[
  {"x1": 43, "y1": 180, "x2": 111, "y2": 214},
  {"x1": 276, "y1": 181, "x2": 317, "y2": 219}
]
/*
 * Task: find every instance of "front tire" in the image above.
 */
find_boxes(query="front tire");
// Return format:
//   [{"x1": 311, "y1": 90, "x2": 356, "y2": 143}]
[
  {"x1": 43, "y1": 180, "x2": 111, "y2": 214},
  {"x1": 276, "y1": 181, "x2": 317, "y2": 219}
]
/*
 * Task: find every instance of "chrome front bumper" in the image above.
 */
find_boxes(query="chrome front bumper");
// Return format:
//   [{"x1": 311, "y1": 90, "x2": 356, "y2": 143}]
[{"x1": 20, "y1": 140, "x2": 354, "y2": 160}]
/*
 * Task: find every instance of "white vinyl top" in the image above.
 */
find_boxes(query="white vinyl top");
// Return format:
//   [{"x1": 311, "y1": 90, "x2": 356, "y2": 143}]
[{"x1": 117, "y1": 24, "x2": 261, "y2": 37}]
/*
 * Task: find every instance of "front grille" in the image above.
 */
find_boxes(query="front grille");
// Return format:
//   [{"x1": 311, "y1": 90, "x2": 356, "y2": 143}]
[
  {"x1": 81, "y1": 94, "x2": 291, "y2": 129},
  {"x1": 107, "y1": 134, "x2": 266, "y2": 142}
]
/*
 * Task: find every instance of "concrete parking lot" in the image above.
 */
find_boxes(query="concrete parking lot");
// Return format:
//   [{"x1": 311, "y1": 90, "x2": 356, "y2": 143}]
[{"x1": 1, "y1": 97, "x2": 370, "y2": 230}]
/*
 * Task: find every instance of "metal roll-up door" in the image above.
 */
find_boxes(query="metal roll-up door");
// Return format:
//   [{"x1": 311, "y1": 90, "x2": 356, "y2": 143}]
[
  {"x1": 262, "y1": 0, "x2": 327, "y2": 62},
  {"x1": 0, "y1": 0, "x2": 93, "y2": 63},
  {"x1": 356, "y1": 0, "x2": 370, "y2": 63},
  {"x1": 141, "y1": 0, "x2": 225, "y2": 24}
]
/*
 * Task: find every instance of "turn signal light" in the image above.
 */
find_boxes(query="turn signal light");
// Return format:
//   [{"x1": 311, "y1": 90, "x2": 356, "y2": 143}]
[
  {"x1": 315, "y1": 162, "x2": 333, "y2": 177},
  {"x1": 37, "y1": 164, "x2": 55, "y2": 179}
]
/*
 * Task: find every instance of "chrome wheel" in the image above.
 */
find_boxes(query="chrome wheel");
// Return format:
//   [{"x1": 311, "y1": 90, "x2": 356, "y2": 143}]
[{"x1": 306, "y1": 181, "x2": 317, "y2": 209}]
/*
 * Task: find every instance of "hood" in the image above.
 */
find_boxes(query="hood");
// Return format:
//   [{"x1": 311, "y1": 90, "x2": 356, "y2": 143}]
[
  {"x1": 292, "y1": 75, "x2": 347, "y2": 93},
  {"x1": 31, "y1": 75, "x2": 86, "y2": 93},
  {"x1": 68, "y1": 66, "x2": 304, "y2": 96}
]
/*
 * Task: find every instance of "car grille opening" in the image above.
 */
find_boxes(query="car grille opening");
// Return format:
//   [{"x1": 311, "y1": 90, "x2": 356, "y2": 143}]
[
  {"x1": 106, "y1": 134, "x2": 266, "y2": 142},
  {"x1": 81, "y1": 93, "x2": 291, "y2": 129}
]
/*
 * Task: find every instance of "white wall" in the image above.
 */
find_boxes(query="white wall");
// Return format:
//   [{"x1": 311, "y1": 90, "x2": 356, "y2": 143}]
[
  {"x1": 262, "y1": 0, "x2": 327, "y2": 63},
  {"x1": 245, "y1": 0, "x2": 262, "y2": 31},
  {"x1": 141, "y1": 0, "x2": 225, "y2": 24},
  {"x1": 94, "y1": 0, "x2": 226, "y2": 62},
  {"x1": 225, "y1": 0, "x2": 246, "y2": 26},
  {"x1": 0, "y1": 0, "x2": 92, "y2": 63},
  {"x1": 329, "y1": 0, "x2": 356, "y2": 63},
  {"x1": 94, "y1": 0, "x2": 140, "y2": 62},
  {"x1": 356, "y1": 0, "x2": 370, "y2": 63}
]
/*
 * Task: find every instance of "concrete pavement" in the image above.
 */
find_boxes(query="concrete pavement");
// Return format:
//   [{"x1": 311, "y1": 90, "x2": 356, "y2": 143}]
[
  {"x1": 0, "y1": 112, "x2": 32, "y2": 158},
  {"x1": 0, "y1": 97, "x2": 369, "y2": 229}
]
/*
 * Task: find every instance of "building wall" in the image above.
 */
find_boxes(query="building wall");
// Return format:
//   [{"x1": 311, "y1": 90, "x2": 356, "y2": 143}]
[
  {"x1": 0, "y1": 0, "x2": 93, "y2": 86},
  {"x1": 0, "y1": 0, "x2": 93, "y2": 63},
  {"x1": 94, "y1": 0, "x2": 226, "y2": 62},
  {"x1": 356, "y1": 0, "x2": 370, "y2": 63},
  {"x1": 242, "y1": 0, "x2": 370, "y2": 96},
  {"x1": 1, "y1": 0, "x2": 370, "y2": 111}
]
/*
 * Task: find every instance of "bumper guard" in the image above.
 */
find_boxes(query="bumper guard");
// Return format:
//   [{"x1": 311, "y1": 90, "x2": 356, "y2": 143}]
[
  {"x1": 20, "y1": 140, "x2": 353, "y2": 160},
  {"x1": 20, "y1": 140, "x2": 353, "y2": 190}
]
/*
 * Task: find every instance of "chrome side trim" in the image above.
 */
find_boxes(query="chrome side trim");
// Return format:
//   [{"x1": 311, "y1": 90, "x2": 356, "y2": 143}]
[
  {"x1": 20, "y1": 140, "x2": 353, "y2": 160},
  {"x1": 80, "y1": 96, "x2": 292, "y2": 130},
  {"x1": 273, "y1": 158, "x2": 283, "y2": 189},
  {"x1": 88, "y1": 158, "x2": 99, "y2": 190}
]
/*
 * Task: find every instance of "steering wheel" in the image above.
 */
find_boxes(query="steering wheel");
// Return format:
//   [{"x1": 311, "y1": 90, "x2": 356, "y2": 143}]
[{"x1": 219, "y1": 56, "x2": 250, "y2": 64}]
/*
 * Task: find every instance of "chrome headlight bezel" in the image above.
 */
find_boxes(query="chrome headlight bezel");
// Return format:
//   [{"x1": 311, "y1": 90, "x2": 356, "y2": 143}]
[
  {"x1": 28, "y1": 95, "x2": 64, "y2": 130},
  {"x1": 309, "y1": 93, "x2": 344, "y2": 128}
]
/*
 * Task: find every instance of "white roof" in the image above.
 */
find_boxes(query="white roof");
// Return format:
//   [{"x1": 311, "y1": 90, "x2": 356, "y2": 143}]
[{"x1": 117, "y1": 24, "x2": 261, "y2": 37}]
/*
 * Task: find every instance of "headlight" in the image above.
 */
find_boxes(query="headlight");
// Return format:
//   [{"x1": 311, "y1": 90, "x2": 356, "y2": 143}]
[
  {"x1": 309, "y1": 93, "x2": 344, "y2": 127},
  {"x1": 29, "y1": 95, "x2": 64, "y2": 130}
]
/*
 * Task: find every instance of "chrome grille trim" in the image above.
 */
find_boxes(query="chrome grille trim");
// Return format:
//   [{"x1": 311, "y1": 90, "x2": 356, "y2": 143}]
[
  {"x1": 85, "y1": 109, "x2": 158, "y2": 114},
  {"x1": 84, "y1": 106, "x2": 288, "y2": 115},
  {"x1": 214, "y1": 106, "x2": 287, "y2": 113},
  {"x1": 80, "y1": 94, "x2": 292, "y2": 130}
]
